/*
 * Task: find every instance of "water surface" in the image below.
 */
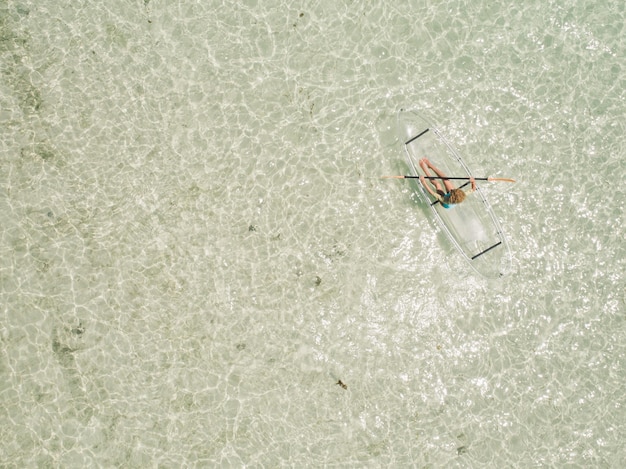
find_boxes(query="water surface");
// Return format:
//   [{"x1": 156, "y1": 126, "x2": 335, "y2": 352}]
[{"x1": 1, "y1": 0, "x2": 624, "y2": 467}]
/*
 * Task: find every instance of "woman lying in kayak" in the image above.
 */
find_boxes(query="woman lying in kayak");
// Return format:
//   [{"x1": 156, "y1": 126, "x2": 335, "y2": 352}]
[{"x1": 419, "y1": 158, "x2": 476, "y2": 209}]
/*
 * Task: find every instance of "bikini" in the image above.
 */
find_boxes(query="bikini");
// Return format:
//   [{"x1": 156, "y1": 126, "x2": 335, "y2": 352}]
[{"x1": 441, "y1": 193, "x2": 453, "y2": 209}]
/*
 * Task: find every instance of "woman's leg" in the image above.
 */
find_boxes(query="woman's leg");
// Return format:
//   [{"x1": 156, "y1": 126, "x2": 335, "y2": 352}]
[
  {"x1": 419, "y1": 158, "x2": 444, "y2": 193},
  {"x1": 423, "y1": 159, "x2": 455, "y2": 193}
]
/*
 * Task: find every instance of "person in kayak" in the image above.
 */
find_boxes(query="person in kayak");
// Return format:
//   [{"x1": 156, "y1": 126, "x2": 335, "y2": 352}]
[{"x1": 419, "y1": 158, "x2": 476, "y2": 208}]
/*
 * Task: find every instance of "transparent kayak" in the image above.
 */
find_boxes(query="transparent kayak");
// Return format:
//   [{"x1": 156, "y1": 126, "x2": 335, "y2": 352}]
[{"x1": 397, "y1": 109, "x2": 511, "y2": 278}]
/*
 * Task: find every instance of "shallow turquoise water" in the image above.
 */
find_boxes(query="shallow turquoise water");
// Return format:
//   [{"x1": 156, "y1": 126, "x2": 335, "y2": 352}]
[{"x1": 1, "y1": 0, "x2": 624, "y2": 467}]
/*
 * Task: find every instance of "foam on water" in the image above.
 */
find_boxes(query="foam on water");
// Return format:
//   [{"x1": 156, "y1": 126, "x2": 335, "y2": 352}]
[{"x1": 1, "y1": 0, "x2": 625, "y2": 467}]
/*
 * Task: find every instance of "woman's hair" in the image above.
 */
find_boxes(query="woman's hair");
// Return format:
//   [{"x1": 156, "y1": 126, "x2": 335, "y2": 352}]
[{"x1": 448, "y1": 189, "x2": 466, "y2": 204}]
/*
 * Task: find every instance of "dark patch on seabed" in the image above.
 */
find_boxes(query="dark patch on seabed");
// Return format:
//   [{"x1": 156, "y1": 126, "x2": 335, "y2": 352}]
[
  {"x1": 20, "y1": 142, "x2": 57, "y2": 161},
  {"x1": 51, "y1": 322, "x2": 94, "y2": 423},
  {"x1": 0, "y1": 7, "x2": 45, "y2": 115}
]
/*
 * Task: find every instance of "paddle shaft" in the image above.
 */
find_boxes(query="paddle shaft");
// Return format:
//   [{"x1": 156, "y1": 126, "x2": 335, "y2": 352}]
[
  {"x1": 423, "y1": 176, "x2": 482, "y2": 180},
  {"x1": 383, "y1": 175, "x2": 515, "y2": 183}
]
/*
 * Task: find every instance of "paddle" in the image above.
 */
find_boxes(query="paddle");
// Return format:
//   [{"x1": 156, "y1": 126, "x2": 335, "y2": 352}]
[{"x1": 382, "y1": 175, "x2": 516, "y2": 183}]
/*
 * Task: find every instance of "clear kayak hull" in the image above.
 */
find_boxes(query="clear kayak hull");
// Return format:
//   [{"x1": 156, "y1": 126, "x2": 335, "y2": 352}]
[{"x1": 397, "y1": 109, "x2": 511, "y2": 278}]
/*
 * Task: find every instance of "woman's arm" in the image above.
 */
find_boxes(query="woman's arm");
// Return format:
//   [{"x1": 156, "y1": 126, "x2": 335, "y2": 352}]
[{"x1": 469, "y1": 177, "x2": 477, "y2": 192}]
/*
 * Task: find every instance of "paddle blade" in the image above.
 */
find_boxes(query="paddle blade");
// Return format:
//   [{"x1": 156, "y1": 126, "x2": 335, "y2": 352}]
[{"x1": 487, "y1": 177, "x2": 516, "y2": 183}]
